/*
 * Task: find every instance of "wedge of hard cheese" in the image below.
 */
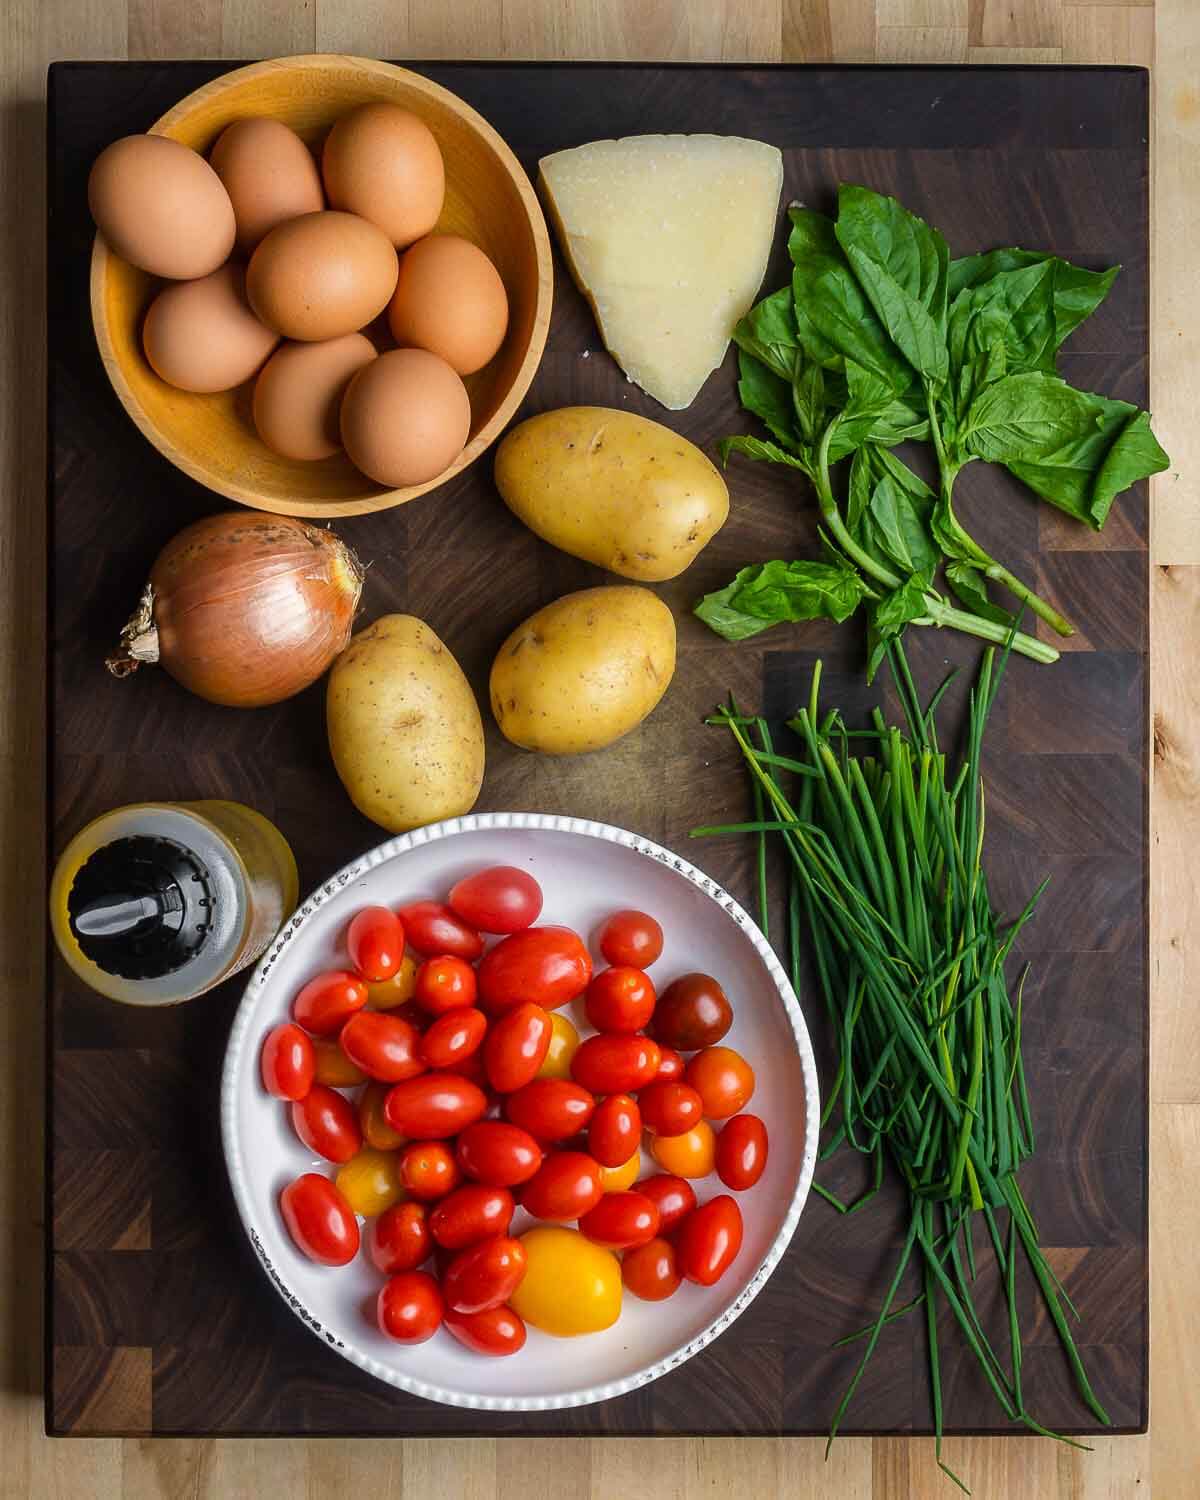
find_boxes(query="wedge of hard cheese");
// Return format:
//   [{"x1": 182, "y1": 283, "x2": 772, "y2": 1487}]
[{"x1": 539, "y1": 134, "x2": 784, "y2": 410}]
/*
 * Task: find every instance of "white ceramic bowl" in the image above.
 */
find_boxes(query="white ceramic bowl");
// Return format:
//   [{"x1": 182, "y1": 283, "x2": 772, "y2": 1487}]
[{"x1": 221, "y1": 812, "x2": 820, "y2": 1410}]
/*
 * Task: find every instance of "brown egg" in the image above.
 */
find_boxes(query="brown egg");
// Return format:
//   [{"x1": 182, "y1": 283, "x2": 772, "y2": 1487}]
[
  {"x1": 245, "y1": 211, "x2": 399, "y2": 341},
  {"x1": 322, "y1": 104, "x2": 445, "y2": 249},
  {"x1": 387, "y1": 234, "x2": 509, "y2": 376},
  {"x1": 253, "y1": 333, "x2": 377, "y2": 460},
  {"x1": 209, "y1": 117, "x2": 325, "y2": 255},
  {"x1": 143, "y1": 264, "x2": 279, "y2": 393},
  {"x1": 340, "y1": 348, "x2": 470, "y2": 488},
  {"x1": 88, "y1": 134, "x2": 236, "y2": 279}
]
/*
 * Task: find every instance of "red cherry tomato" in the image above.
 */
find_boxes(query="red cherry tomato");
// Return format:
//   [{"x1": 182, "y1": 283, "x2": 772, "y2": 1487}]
[
  {"x1": 484, "y1": 1001, "x2": 552, "y2": 1093},
  {"x1": 419, "y1": 1006, "x2": 487, "y2": 1069},
  {"x1": 443, "y1": 1303, "x2": 526, "y2": 1356},
  {"x1": 504, "y1": 1079, "x2": 596, "y2": 1143},
  {"x1": 442, "y1": 1235, "x2": 527, "y2": 1315},
  {"x1": 280, "y1": 1173, "x2": 359, "y2": 1265},
  {"x1": 622, "y1": 1237, "x2": 681, "y2": 1301},
  {"x1": 384, "y1": 1074, "x2": 488, "y2": 1138},
  {"x1": 684, "y1": 1046, "x2": 755, "y2": 1119},
  {"x1": 290, "y1": 1083, "x2": 362, "y2": 1163},
  {"x1": 368, "y1": 1200, "x2": 432, "y2": 1274},
  {"x1": 398, "y1": 901, "x2": 483, "y2": 960},
  {"x1": 677, "y1": 1195, "x2": 744, "y2": 1286},
  {"x1": 584, "y1": 966, "x2": 657, "y2": 1033},
  {"x1": 414, "y1": 955, "x2": 478, "y2": 1017},
  {"x1": 261, "y1": 1022, "x2": 315, "y2": 1100},
  {"x1": 638, "y1": 1080, "x2": 705, "y2": 1136},
  {"x1": 292, "y1": 970, "x2": 368, "y2": 1036},
  {"x1": 655, "y1": 1047, "x2": 685, "y2": 1083},
  {"x1": 398, "y1": 1140, "x2": 462, "y2": 1201},
  {"x1": 653, "y1": 973, "x2": 733, "y2": 1050},
  {"x1": 477, "y1": 926, "x2": 592, "y2": 1015},
  {"x1": 520, "y1": 1151, "x2": 604, "y2": 1222},
  {"x1": 716, "y1": 1113, "x2": 769, "y2": 1190},
  {"x1": 636, "y1": 1174, "x2": 697, "y2": 1234},
  {"x1": 448, "y1": 866, "x2": 543, "y2": 934},
  {"x1": 598, "y1": 909, "x2": 664, "y2": 969},
  {"x1": 339, "y1": 1010, "x2": 424, "y2": 1083},
  {"x1": 456, "y1": 1121, "x2": 542, "y2": 1187},
  {"x1": 346, "y1": 905, "x2": 405, "y2": 982},
  {"x1": 588, "y1": 1093, "x2": 641, "y2": 1167},
  {"x1": 429, "y1": 1184, "x2": 515, "y2": 1250},
  {"x1": 571, "y1": 1034, "x2": 661, "y2": 1094},
  {"x1": 377, "y1": 1270, "x2": 444, "y2": 1344},
  {"x1": 440, "y1": 1048, "x2": 489, "y2": 1087},
  {"x1": 578, "y1": 1190, "x2": 660, "y2": 1250}
]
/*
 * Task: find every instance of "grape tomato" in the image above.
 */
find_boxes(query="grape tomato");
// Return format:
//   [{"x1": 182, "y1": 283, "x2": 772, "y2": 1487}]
[
  {"x1": 716, "y1": 1114, "x2": 769, "y2": 1190},
  {"x1": 442, "y1": 1235, "x2": 527, "y2": 1315},
  {"x1": 621, "y1": 1237, "x2": 680, "y2": 1301},
  {"x1": 359, "y1": 1080, "x2": 406, "y2": 1150},
  {"x1": 685, "y1": 1046, "x2": 755, "y2": 1119},
  {"x1": 311, "y1": 1034, "x2": 366, "y2": 1088},
  {"x1": 339, "y1": 1010, "x2": 424, "y2": 1083},
  {"x1": 588, "y1": 1093, "x2": 641, "y2": 1168},
  {"x1": 571, "y1": 1033, "x2": 660, "y2": 1095},
  {"x1": 291, "y1": 1084, "x2": 362, "y2": 1163},
  {"x1": 414, "y1": 954, "x2": 477, "y2": 1016},
  {"x1": 444, "y1": 1303, "x2": 526, "y2": 1356},
  {"x1": 520, "y1": 1151, "x2": 603, "y2": 1222},
  {"x1": 448, "y1": 865, "x2": 543, "y2": 933},
  {"x1": 484, "y1": 1001, "x2": 552, "y2": 1093},
  {"x1": 377, "y1": 1270, "x2": 444, "y2": 1343},
  {"x1": 429, "y1": 1184, "x2": 515, "y2": 1250},
  {"x1": 335, "y1": 1147, "x2": 405, "y2": 1216},
  {"x1": 398, "y1": 901, "x2": 483, "y2": 961},
  {"x1": 654, "y1": 1046, "x2": 684, "y2": 1082},
  {"x1": 261, "y1": 1022, "x2": 314, "y2": 1100},
  {"x1": 456, "y1": 1121, "x2": 542, "y2": 1187},
  {"x1": 636, "y1": 1173, "x2": 697, "y2": 1233},
  {"x1": 537, "y1": 1010, "x2": 580, "y2": 1080},
  {"x1": 292, "y1": 970, "x2": 367, "y2": 1035},
  {"x1": 398, "y1": 1139, "x2": 461, "y2": 1201},
  {"x1": 638, "y1": 1080, "x2": 704, "y2": 1137},
  {"x1": 346, "y1": 905, "x2": 405, "y2": 982},
  {"x1": 384, "y1": 1073, "x2": 488, "y2": 1138},
  {"x1": 649, "y1": 1119, "x2": 715, "y2": 1179},
  {"x1": 504, "y1": 1078, "x2": 595, "y2": 1143},
  {"x1": 477, "y1": 926, "x2": 592, "y2": 1015},
  {"x1": 280, "y1": 1173, "x2": 359, "y2": 1266},
  {"x1": 364, "y1": 951, "x2": 418, "y2": 1010},
  {"x1": 677, "y1": 1195, "x2": 743, "y2": 1286},
  {"x1": 368, "y1": 1200, "x2": 432, "y2": 1275},
  {"x1": 597, "y1": 909, "x2": 663, "y2": 969},
  {"x1": 578, "y1": 1190, "x2": 660, "y2": 1251},
  {"x1": 419, "y1": 1006, "x2": 487, "y2": 1069}
]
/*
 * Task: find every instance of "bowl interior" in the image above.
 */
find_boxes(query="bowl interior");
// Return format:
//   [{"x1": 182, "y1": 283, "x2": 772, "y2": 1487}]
[
  {"x1": 223, "y1": 820, "x2": 818, "y2": 1409},
  {"x1": 93, "y1": 57, "x2": 547, "y2": 516}
]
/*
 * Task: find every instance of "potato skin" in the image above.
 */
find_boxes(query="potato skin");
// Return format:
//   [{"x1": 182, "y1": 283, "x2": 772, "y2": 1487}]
[
  {"x1": 490, "y1": 586, "x2": 675, "y2": 755},
  {"x1": 494, "y1": 407, "x2": 728, "y2": 583},
  {"x1": 327, "y1": 614, "x2": 484, "y2": 832}
]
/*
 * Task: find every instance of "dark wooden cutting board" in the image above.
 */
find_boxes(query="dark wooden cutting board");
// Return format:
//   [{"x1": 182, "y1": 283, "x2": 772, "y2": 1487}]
[{"x1": 47, "y1": 61, "x2": 1149, "y2": 1438}]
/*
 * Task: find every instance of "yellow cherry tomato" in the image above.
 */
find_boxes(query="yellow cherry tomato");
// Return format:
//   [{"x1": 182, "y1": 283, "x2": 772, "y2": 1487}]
[
  {"x1": 510, "y1": 1226, "x2": 621, "y2": 1336},
  {"x1": 359, "y1": 1081, "x2": 406, "y2": 1150},
  {"x1": 335, "y1": 1148, "x2": 405, "y2": 1217},
  {"x1": 597, "y1": 1149, "x2": 641, "y2": 1192},
  {"x1": 311, "y1": 1035, "x2": 366, "y2": 1087},
  {"x1": 536, "y1": 1010, "x2": 580, "y2": 1080},
  {"x1": 650, "y1": 1119, "x2": 716, "y2": 1179},
  {"x1": 365, "y1": 951, "x2": 418, "y2": 1009}
]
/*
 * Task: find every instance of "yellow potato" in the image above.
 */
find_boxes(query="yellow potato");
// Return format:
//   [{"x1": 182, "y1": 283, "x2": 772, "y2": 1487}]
[
  {"x1": 494, "y1": 406, "x2": 729, "y2": 582},
  {"x1": 327, "y1": 614, "x2": 484, "y2": 832},
  {"x1": 490, "y1": 586, "x2": 675, "y2": 755}
]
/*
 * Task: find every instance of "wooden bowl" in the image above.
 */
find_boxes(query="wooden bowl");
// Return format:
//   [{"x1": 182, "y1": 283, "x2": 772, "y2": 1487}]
[{"x1": 90, "y1": 55, "x2": 553, "y2": 518}]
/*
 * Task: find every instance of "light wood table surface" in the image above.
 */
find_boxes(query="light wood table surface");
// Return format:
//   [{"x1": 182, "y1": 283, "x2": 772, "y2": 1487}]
[{"x1": 3, "y1": 3, "x2": 1196, "y2": 1496}]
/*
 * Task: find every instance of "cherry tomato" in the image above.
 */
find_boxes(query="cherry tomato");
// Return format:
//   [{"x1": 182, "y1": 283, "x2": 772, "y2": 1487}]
[
  {"x1": 652, "y1": 973, "x2": 733, "y2": 1051},
  {"x1": 477, "y1": 926, "x2": 592, "y2": 1015},
  {"x1": 484, "y1": 1001, "x2": 552, "y2": 1093},
  {"x1": 261, "y1": 1022, "x2": 314, "y2": 1100},
  {"x1": 398, "y1": 1139, "x2": 462, "y2": 1201},
  {"x1": 622, "y1": 1236, "x2": 681, "y2": 1301},
  {"x1": 584, "y1": 966, "x2": 656, "y2": 1034},
  {"x1": 504, "y1": 1079, "x2": 595, "y2": 1143},
  {"x1": 291, "y1": 1083, "x2": 362, "y2": 1163},
  {"x1": 715, "y1": 1113, "x2": 769, "y2": 1190},
  {"x1": 597, "y1": 1151, "x2": 642, "y2": 1192},
  {"x1": 364, "y1": 951, "x2": 418, "y2": 1010},
  {"x1": 444, "y1": 1303, "x2": 526, "y2": 1356},
  {"x1": 537, "y1": 1010, "x2": 580, "y2": 1080},
  {"x1": 571, "y1": 1034, "x2": 661, "y2": 1094},
  {"x1": 448, "y1": 865, "x2": 543, "y2": 934},
  {"x1": 419, "y1": 1006, "x2": 487, "y2": 1069},
  {"x1": 280, "y1": 1173, "x2": 359, "y2": 1265},
  {"x1": 429, "y1": 1184, "x2": 515, "y2": 1250},
  {"x1": 368, "y1": 1199, "x2": 432, "y2": 1274},
  {"x1": 384, "y1": 1074, "x2": 488, "y2": 1138},
  {"x1": 311, "y1": 1035, "x2": 366, "y2": 1088},
  {"x1": 441, "y1": 1048, "x2": 489, "y2": 1087},
  {"x1": 339, "y1": 1010, "x2": 424, "y2": 1083},
  {"x1": 520, "y1": 1151, "x2": 603, "y2": 1222},
  {"x1": 677, "y1": 1195, "x2": 744, "y2": 1286},
  {"x1": 398, "y1": 901, "x2": 483, "y2": 960},
  {"x1": 377, "y1": 1270, "x2": 443, "y2": 1343},
  {"x1": 685, "y1": 1046, "x2": 755, "y2": 1119},
  {"x1": 359, "y1": 1080, "x2": 406, "y2": 1150},
  {"x1": 347, "y1": 905, "x2": 405, "y2": 982},
  {"x1": 293, "y1": 970, "x2": 368, "y2": 1036},
  {"x1": 649, "y1": 1119, "x2": 716, "y2": 1179},
  {"x1": 598, "y1": 909, "x2": 663, "y2": 969},
  {"x1": 638, "y1": 1080, "x2": 704, "y2": 1136},
  {"x1": 578, "y1": 1190, "x2": 660, "y2": 1250},
  {"x1": 636, "y1": 1174, "x2": 697, "y2": 1233},
  {"x1": 335, "y1": 1147, "x2": 405, "y2": 1216},
  {"x1": 413, "y1": 955, "x2": 477, "y2": 1017},
  {"x1": 655, "y1": 1046, "x2": 685, "y2": 1082},
  {"x1": 442, "y1": 1235, "x2": 527, "y2": 1315},
  {"x1": 456, "y1": 1121, "x2": 542, "y2": 1187},
  {"x1": 588, "y1": 1093, "x2": 641, "y2": 1168}
]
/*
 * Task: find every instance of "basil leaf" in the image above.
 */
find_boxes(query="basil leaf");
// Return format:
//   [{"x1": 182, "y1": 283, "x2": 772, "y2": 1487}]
[
  {"x1": 787, "y1": 205, "x2": 840, "y2": 263},
  {"x1": 868, "y1": 473, "x2": 938, "y2": 577},
  {"x1": 945, "y1": 561, "x2": 1013, "y2": 627},
  {"x1": 735, "y1": 349, "x2": 804, "y2": 454},
  {"x1": 733, "y1": 284, "x2": 801, "y2": 383},
  {"x1": 1007, "y1": 403, "x2": 1170, "y2": 529},
  {"x1": 947, "y1": 259, "x2": 1057, "y2": 379},
  {"x1": 961, "y1": 372, "x2": 1104, "y2": 462},
  {"x1": 948, "y1": 249, "x2": 1118, "y2": 350},
  {"x1": 793, "y1": 362, "x2": 827, "y2": 444},
  {"x1": 695, "y1": 558, "x2": 869, "y2": 641},
  {"x1": 716, "y1": 433, "x2": 812, "y2": 475},
  {"x1": 873, "y1": 572, "x2": 933, "y2": 634},
  {"x1": 847, "y1": 448, "x2": 872, "y2": 533},
  {"x1": 865, "y1": 443, "x2": 936, "y2": 501}
]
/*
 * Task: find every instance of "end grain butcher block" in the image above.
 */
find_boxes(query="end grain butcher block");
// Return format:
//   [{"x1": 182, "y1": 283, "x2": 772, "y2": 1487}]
[{"x1": 48, "y1": 61, "x2": 1148, "y2": 1437}]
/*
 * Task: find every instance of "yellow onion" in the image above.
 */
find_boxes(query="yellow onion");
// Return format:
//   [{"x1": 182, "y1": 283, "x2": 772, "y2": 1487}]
[{"x1": 107, "y1": 512, "x2": 364, "y2": 707}]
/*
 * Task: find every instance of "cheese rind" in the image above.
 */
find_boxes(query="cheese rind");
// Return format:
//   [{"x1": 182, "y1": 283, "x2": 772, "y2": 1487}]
[{"x1": 539, "y1": 134, "x2": 784, "y2": 410}]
